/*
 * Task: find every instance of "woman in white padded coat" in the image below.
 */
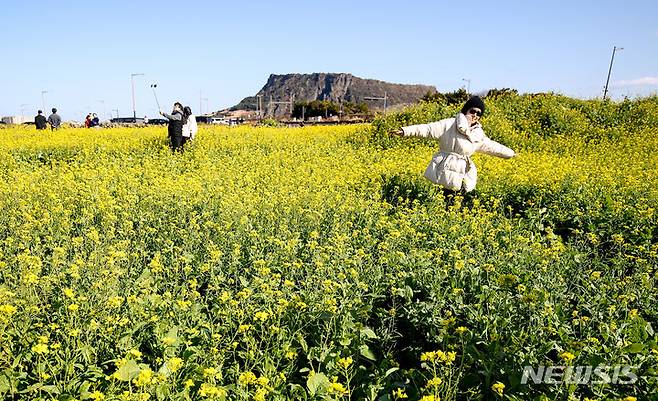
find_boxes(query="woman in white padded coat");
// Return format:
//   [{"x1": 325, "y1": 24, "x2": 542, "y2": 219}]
[{"x1": 394, "y1": 96, "x2": 515, "y2": 197}]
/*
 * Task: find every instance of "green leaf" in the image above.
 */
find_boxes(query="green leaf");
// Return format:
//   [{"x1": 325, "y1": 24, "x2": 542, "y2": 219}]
[
  {"x1": 306, "y1": 372, "x2": 330, "y2": 396},
  {"x1": 359, "y1": 345, "x2": 376, "y2": 361},
  {"x1": 113, "y1": 360, "x2": 141, "y2": 381},
  {"x1": 339, "y1": 337, "x2": 352, "y2": 346},
  {"x1": 0, "y1": 373, "x2": 10, "y2": 394},
  {"x1": 361, "y1": 327, "x2": 378, "y2": 340},
  {"x1": 625, "y1": 343, "x2": 646, "y2": 354}
]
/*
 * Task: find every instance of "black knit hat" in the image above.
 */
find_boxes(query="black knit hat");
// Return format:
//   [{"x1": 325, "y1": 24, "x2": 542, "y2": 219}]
[{"x1": 461, "y1": 96, "x2": 485, "y2": 116}]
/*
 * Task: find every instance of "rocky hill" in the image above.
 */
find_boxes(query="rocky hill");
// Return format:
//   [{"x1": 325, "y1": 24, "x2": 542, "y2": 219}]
[{"x1": 231, "y1": 73, "x2": 437, "y2": 117}]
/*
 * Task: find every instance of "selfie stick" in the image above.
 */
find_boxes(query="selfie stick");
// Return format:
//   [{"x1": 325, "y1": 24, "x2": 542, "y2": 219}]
[{"x1": 150, "y1": 84, "x2": 161, "y2": 111}]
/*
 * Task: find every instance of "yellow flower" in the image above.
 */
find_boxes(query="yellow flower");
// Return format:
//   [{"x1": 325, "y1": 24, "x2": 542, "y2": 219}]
[
  {"x1": 238, "y1": 371, "x2": 257, "y2": 386},
  {"x1": 254, "y1": 387, "x2": 268, "y2": 401},
  {"x1": 203, "y1": 367, "x2": 219, "y2": 379},
  {"x1": 337, "y1": 357, "x2": 353, "y2": 369},
  {"x1": 67, "y1": 303, "x2": 80, "y2": 312},
  {"x1": 425, "y1": 377, "x2": 442, "y2": 388},
  {"x1": 420, "y1": 396, "x2": 437, "y2": 401},
  {"x1": 168, "y1": 357, "x2": 183, "y2": 372},
  {"x1": 128, "y1": 349, "x2": 142, "y2": 359},
  {"x1": 492, "y1": 381, "x2": 505, "y2": 396},
  {"x1": 89, "y1": 391, "x2": 105, "y2": 401},
  {"x1": 559, "y1": 351, "x2": 575, "y2": 362},
  {"x1": 63, "y1": 288, "x2": 75, "y2": 299},
  {"x1": 198, "y1": 383, "x2": 227, "y2": 398},
  {"x1": 392, "y1": 388, "x2": 408, "y2": 399},
  {"x1": 0, "y1": 304, "x2": 17, "y2": 316},
  {"x1": 31, "y1": 343, "x2": 49, "y2": 354},
  {"x1": 328, "y1": 381, "x2": 348, "y2": 396},
  {"x1": 455, "y1": 326, "x2": 468, "y2": 334},
  {"x1": 108, "y1": 296, "x2": 123, "y2": 308},
  {"x1": 133, "y1": 368, "x2": 154, "y2": 386},
  {"x1": 621, "y1": 397, "x2": 637, "y2": 401},
  {"x1": 254, "y1": 311, "x2": 270, "y2": 322}
]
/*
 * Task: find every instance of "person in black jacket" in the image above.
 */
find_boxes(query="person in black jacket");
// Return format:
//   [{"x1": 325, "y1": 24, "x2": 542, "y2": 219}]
[
  {"x1": 160, "y1": 102, "x2": 184, "y2": 151},
  {"x1": 35, "y1": 110, "x2": 47, "y2": 130}
]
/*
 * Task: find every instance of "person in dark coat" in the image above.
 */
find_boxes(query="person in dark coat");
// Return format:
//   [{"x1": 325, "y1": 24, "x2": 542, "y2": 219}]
[
  {"x1": 160, "y1": 102, "x2": 184, "y2": 151},
  {"x1": 47, "y1": 108, "x2": 62, "y2": 130},
  {"x1": 35, "y1": 110, "x2": 47, "y2": 130}
]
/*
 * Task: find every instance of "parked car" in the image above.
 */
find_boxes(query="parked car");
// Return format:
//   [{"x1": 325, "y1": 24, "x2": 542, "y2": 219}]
[{"x1": 146, "y1": 118, "x2": 168, "y2": 125}]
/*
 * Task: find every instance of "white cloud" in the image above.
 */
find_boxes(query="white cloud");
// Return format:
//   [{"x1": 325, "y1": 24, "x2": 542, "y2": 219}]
[{"x1": 614, "y1": 77, "x2": 658, "y2": 87}]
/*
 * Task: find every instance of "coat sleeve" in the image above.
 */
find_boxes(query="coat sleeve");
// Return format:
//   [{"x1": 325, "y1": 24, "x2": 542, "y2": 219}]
[
  {"x1": 476, "y1": 134, "x2": 516, "y2": 158},
  {"x1": 401, "y1": 121, "x2": 445, "y2": 139},
  {"x1": 190, "y1": 115, "x2": 198, "y2": 135},
  {"x1": 162, "y1": 112, "x2": 182, "y2": 121}
]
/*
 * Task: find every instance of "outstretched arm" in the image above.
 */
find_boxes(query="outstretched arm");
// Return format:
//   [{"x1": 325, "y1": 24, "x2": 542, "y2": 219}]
[
  {"x1": 161, "y1": 112, "x2": 182, "y2": 121},
  {"x1": 477, "y1": 136, "x2": 516, "y2": 158},
  {"x1": 399, "y1": 121, "x2": 445, "y2": 139}
]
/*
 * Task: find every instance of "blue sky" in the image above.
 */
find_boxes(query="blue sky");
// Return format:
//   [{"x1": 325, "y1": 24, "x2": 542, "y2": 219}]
[{"x1": 2, "y1": 0, "x2": 657, "y2": 121}]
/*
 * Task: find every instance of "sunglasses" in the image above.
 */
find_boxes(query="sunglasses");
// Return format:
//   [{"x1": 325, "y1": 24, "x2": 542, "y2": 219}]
[{"x1": 467, "y1": 108, "x2": 482, "y2": 117}]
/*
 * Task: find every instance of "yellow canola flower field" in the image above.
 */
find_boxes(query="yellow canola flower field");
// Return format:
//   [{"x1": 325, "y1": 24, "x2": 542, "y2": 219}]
[{"x1": 0, "y1": 99, "x2": 656, "y2": 401}]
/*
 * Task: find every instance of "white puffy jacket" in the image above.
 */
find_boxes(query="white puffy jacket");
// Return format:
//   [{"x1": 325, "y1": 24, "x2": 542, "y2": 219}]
[
  {"x1": 182, "y1": 114, "x2": 198, "y2": 139},
  {"x1": 401, "y1": 113, "x2": 515, "y2": 192}
]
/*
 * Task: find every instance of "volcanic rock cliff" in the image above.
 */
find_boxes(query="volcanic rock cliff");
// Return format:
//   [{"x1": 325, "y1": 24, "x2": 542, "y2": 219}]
[{"x1": 231, "y1": 73, "x2": 437, "y2": 117}]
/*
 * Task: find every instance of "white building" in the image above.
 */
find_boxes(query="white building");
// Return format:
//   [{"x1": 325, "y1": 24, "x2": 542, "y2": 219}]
[{"x1": 1, "y1": 115, "x2": 32, "y2": 124}]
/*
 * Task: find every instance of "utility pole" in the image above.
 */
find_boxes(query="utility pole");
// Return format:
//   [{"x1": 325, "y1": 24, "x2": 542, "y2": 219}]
[
  {"x1": 112, "y1": 109, "x2": 119, "y2": 119},
  {"x1": 131, "y1": 73, "x2": 145, "y2": 119},
  {"x1": 41, "y1": 90, "x2": 48, "y2": 112},
  {"x1": 364, "y1": 91, "x2": 388, "y2": 115},
  {"x1": 268, "y1": 95, "x2": 294, "y2": 120},
  {"x1": 256, "y1": 94, "x2": 263, "y2": 120},
  {"x1": 603, "y1": 46, "x2": 624, "y2": 100},
  {"x1": 97, "y1": 100, "x2": 106, "y2": 120},
  {"x1": 199, "y1": 91, "x2": 209, "y2": 115}
]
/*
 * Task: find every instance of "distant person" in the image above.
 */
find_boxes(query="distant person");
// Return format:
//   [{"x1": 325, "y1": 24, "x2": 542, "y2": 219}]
[
  {"x1": 35, "y1": 110, "x2": 47, "y2": 130},
  {"x1": 91, "y1": 113, "x2": 100, "y2": 127},
  {"x1": 182, "y1": 106, "x2": 198, "y2": 143},
  {"x1": 160, "y1": 102, "x2": 184, "y2": 151},
  {"x1": 392, "y1": 96, "x2": 515, "y2": 202},
  {"x1": 47, "y1": 108, "x2": 61, "y2": 130},
  {"x1": 143, "y1": 116, "x2": 149, "y2": 125},
  {"x1": 85, "y1": 114, "x2": 92, "y2": 128}
]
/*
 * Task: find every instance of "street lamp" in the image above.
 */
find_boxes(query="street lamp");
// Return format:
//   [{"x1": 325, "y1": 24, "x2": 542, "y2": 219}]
[
  {"x1": 603, "y1": 46, "x2": 624, "y2": 100},
  {"x1": 20, "y1": 104, "x2": 29, "y2": 118},
  {"x1": 131, "y1": 73, "x2": 145, "y2": 119},
  {"x1": 97, "y1": 100, "x2": 107, "y2": 121},
  {"x1": 462, "y1": 78, "x2": 471, "y2": 95},
  {"x1": 41, "y1": 90, "x2": 48, "y2": 112},
  {"x1": 199, "y1": 90, "x2": 208, "y2": 115}
]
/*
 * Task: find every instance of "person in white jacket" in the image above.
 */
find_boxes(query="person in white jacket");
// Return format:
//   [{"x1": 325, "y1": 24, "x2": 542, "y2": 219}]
[
  {"x1": 393, "y1": 96, "x2": 515, "y2": 197},
  {"x1": 182, "y1": 106, "x2": 198, "y2": 144}
]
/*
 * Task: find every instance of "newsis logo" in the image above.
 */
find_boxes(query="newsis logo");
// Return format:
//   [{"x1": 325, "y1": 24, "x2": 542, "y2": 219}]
[{"x1": 521, "y1": 365, "x2": 638, "y2": 385}]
